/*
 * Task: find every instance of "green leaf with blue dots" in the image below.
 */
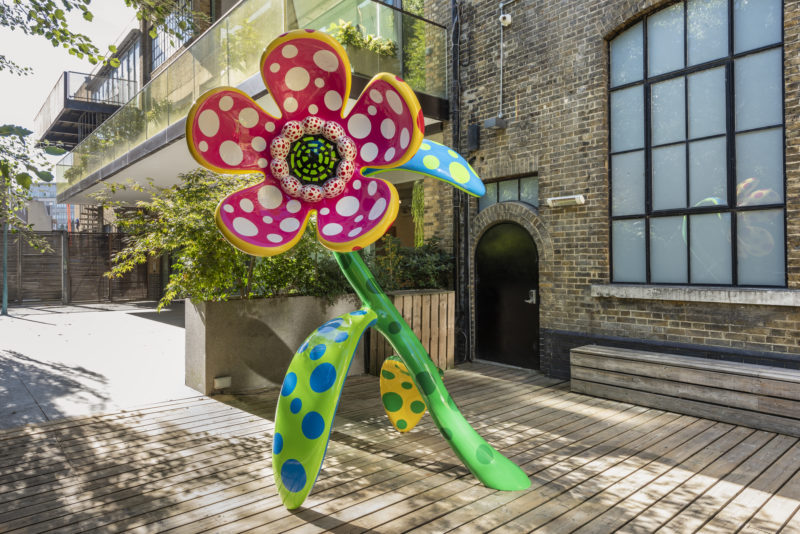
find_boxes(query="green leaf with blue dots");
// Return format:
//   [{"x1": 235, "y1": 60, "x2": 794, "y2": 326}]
[
  {"x1": 273, "y1": 307, "x2": 378, "y2": 510},
  {"x1": 362, "y1": 140, "x2": 486, "y2": 198}
]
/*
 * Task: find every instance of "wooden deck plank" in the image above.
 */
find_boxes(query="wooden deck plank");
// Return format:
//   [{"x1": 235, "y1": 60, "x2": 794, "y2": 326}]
[{"x1": 0, "y1": 363, "x2": 796, "y2": 534}]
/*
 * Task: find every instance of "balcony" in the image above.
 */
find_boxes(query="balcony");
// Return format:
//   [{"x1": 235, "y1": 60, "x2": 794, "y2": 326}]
[
  {"x1": 35, "y1": 71, "x2": 138, "y2": 149},
  {"x1": 55, "y1": 0, "x2": 448, "y2": 204}
]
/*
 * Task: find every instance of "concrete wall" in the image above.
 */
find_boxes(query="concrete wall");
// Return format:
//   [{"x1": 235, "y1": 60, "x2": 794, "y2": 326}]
[{"x1": 186, "y1": 295, "x2": 365, "y2": 394}]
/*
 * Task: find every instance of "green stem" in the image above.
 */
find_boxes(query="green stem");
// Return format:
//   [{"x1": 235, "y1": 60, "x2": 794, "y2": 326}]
[{"x1": 334, "y1": 251, "x2": 530, "y2": 491}]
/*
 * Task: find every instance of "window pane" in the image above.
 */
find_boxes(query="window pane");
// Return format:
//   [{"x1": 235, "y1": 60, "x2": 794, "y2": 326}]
[
  {"x1": 690, "y1": 212, "x2": 732, "y2": 284},
  {"x1": 737, "y1": 209, "x2": 785, "y2": 285},
  {"x1": 610, "y1": 86, "x2": 644, "y2": 152},
  {"x1": 612, "y1": 219, "x2": 646, "y2": 282},
  {"x1": 652, "y1": 77, "x2": 686, "y2": 146},
  {"x1": 648, "y1": 3, "x2": 685, "y2": 76},
  {"x1": 610, "y1": 22, "x2": 643, "y2": 87},
  {"x1": 479, "y1": 182, "x2": 497, "y2": 211},
  {"x1": 736, "y1": 127, "x2": 784, "y2": 206},
  {"x1": 735, "y1": 49, "x2": 783, "y2": 131},
  {"x1": 519, "y1": 176, "x2": 539, "y2": 207},
  {"x1": 689, "y1": 137, "x2": 728, "y2": 206},
  {"x1": 499, "y1": 180, "x2": 517, "y2": 202},
  {"x1": 734, "y1": 0, "x2": 782, "y2": 53},
  {"x1": 688, "y1": 0, "x2": 728, "y2": 65},
  {"x1": 688, "y1": 67, "x2": 726, "y2": 138},
  {"x1": 612, "y1": 151, "x2": 645, "y2": 216},
  {"x1": 653, "y1": 145, "x2": 687, "y2": 210},
  {"x1": 650, "y1": 216, "x2": 688, "y2": 283}
]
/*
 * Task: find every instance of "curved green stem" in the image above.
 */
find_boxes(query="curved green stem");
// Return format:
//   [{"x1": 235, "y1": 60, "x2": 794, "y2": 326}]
[{"x1": 334, "y1": 251, "x2": 530, "y2": 491}]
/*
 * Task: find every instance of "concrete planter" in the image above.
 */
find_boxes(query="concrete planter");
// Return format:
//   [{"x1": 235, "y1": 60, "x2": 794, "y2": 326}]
[{"x1": 185, "y1": 295, "x2": 363, "y2": 395}]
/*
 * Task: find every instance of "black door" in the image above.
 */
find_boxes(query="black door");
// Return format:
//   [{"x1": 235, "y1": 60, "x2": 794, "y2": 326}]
[{"x1": 475, "y1": 222, "x2": 539, "y2": 369}]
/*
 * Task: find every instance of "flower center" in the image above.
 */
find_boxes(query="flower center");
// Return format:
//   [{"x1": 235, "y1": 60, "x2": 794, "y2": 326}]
[{"x1": 289, "y1": 135, "x2": 340, "y2": 185}]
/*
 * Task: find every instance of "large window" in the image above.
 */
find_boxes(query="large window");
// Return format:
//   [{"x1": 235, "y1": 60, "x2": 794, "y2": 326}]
[
  {"x1": 609, "y1": 0, "x2": 785, "y2": 287},
  {"x1": 478, "y1": 176, "x2": 539, "y2": 212},
  {"x1": 152, "y1": 0, "x2": 192, "y2": 72}
]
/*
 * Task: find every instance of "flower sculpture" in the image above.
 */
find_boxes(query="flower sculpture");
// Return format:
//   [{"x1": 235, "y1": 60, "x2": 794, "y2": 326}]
[{"x1": 187, "y1": 29, "x2": 528, "y2": 510}]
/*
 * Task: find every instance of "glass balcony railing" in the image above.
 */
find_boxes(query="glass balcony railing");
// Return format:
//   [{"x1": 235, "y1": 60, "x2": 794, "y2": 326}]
[{"x1": 56, "y1": 0, "x2": 447, "y2": 196}]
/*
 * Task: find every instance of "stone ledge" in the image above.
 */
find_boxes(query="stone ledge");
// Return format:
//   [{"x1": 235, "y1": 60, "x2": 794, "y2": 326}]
[{"x1": 591, "y1": 284, "x2": 800, "y2": 307}]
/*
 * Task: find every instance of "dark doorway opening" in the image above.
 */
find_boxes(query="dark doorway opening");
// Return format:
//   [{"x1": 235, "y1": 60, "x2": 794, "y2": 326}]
[{"x1": 475, "y1": 222, "x2": 539, "y2": 369}]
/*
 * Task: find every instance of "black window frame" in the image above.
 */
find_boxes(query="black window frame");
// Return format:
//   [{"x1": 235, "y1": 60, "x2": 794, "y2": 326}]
[
  {"x1": 608, "y1": 0, "x2": 787, "y2": 288},
  {"x1": 478, "y1": 174, "x2": 540, "y2": 212}
]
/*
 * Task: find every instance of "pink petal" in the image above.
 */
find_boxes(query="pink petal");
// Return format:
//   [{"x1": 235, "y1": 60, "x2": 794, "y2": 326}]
[
  {"x1": 261, "y1": 30, "x2": 350, "y2": 122},
  {"x1": 216, "y1": 178, "x2": 311, "y2": 256},
  {"x1": 345, "y1": 74, "x2": 424, "y2": 169},
  {"x1": 188, "y1": 88, "x2": 279, "y2": 173},
  {"x1": 315, "y1": 175, "x2": 399, "y2": 252}
]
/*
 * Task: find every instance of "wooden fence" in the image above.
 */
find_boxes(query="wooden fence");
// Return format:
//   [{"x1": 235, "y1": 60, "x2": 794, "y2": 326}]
[
  {"x1": 0, "y1": 231, "x2": 150, "y2": 304},
  {"x1": 368, "y1": 290, "x2": 455, "y2": 375}
]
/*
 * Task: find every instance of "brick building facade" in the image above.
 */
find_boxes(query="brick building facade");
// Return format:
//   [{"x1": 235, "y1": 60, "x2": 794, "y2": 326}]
[{"x1": 426, "y1": 0, "x2": 800, "y2": 377}]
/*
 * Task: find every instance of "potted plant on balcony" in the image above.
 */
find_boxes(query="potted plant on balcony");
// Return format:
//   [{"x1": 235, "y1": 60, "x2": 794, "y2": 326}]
[{"x1": 326, "y1": 20, "x2": 400, "y2": 76}]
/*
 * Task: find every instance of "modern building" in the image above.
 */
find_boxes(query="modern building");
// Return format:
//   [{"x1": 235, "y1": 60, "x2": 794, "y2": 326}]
[{"x1": 43, "y1": 0, "x2": 800, "y2": 379}]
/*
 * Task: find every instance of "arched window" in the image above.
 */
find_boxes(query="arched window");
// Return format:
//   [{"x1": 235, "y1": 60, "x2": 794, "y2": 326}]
[{"x1": 608, "y1": 0, "x2": 785, "y2": 286}]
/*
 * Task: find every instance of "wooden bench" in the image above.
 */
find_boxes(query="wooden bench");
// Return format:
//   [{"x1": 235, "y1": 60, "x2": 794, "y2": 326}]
[{"x1": 570, "y1": 345, "x2": 800, "y2": 437}]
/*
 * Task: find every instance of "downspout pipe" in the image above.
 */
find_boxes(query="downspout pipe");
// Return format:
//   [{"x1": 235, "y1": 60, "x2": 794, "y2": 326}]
[{"x1": 498, "y1": 0, "x2": 517, "y2": 119}]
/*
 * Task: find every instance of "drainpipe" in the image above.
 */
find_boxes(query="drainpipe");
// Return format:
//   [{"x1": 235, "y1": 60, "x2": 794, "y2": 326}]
[{"x1": 498, "y1": 0, "x2": 517, "y2": 119}]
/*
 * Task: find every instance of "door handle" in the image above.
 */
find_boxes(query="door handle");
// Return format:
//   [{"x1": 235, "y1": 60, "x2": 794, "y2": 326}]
[{"x1": 523, "y1": 289, "x2": 537, "y2": 304}]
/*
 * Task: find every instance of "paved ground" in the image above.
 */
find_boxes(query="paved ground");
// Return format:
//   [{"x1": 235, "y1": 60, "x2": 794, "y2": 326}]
[{"x1": 0, "y1": 301, "x2": 196, "y2": 429}]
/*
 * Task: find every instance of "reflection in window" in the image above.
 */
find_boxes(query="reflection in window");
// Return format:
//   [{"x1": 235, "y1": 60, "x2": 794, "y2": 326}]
[
  {"x1": 609, "y1": 0, "x2": 785, "y2": 287},
  {"x1": 151, "y1": 0, "x2": 192, "y2": 72},
  {"x1": 478, "y1": 176, "x2": 539, "y2": 212}
]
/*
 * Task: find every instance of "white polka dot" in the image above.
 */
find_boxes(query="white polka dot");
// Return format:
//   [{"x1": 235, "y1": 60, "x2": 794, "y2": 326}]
[
  {"x1": 386, "y1": 90, "x2": 403, "y2": 114},
  {"x1": 348, "y1": 227, "x2": 363, "y2": 238},
  {"x1": 239, "y1": 108, "x2": 259, "y2": 128},
  {"x1": 258, "y1": 158, "x2": 268, "y2": 168},
  {"x1": 286, "y1": 200, "x2": 301, "y2": 213},
  {"x1": 324, "y1": 91, "x2": 343, "y2": 111},
  {"x1": 223, "y1": 204, "x2": 234, "y2": 213},
  {"x1": 267, "y1": 233, "x2": 283, "y2": 243},
  {"x1": 266, "y1": 122, "x2": 276, "y2": 132},
  {"x1": 347, "y1": 114, "x2": 371, "y2": 139},
  {"x1": 198, "y1": 141, "x2": 208, "y2": 152},
  {"x1": 314, "y1": 50, "x2": 339, "y2": 72},
  {"x1": 220, "y1": 141, "x2": 244, "y2": 166},
  {"x1": 270, "y1": 63, "x2": 280, "y2": 73},
  {"x1": 282, "y1": 44, "x2": 298, "y2": 58},
  {"x1": 198, "y1": 109, "x2": 219, "y2": 137},
  {"x1": 400, "y1": 128, "x2": 410, "y2": 149},
  {"x1": 219, "y1": 96, "x2": 233, "y2": 111},
  {"x1": 355, "y1": 214, "x2": 364, "y2": 222},
  {"x1": 320, "y1": 207, "x2": 330, "y2": 215},
  {"x1": 368, "y1": 105, "x2": 377, "y2": 116},
  {"x1": 380, "y1": 119, "x2": 396, "y2": 139},
  {"x1": 263, "y1": 215, "x2": 273, "y2": 223},
  {"x1": 367, "y1": 181, "x2": 378, "y2": 196},
  {"x1": 280, "y1": 217, "x2": 300, "y2": 232},
  {"x1": 353, "y1": 180, "x2": 362, "y2": 190},
  {"x1": 233, "y1": 217, "x2": 258, "y2": 236},
  {"x1": 285, "y1": 67, "x2": 310, "y2": 91},
  {"x1": 369, "y1": 89, "x2": 383, "y2": 103},
  {"x1": 360, "y1": 143, "x2": 378, "y2": 162},
  {"x1": 251, "y1": 136, "x2": 267, "y2": 151},
  {"x1": 258, "y1": 185, "x2": 283, "y2": 209},
  {"x1": 283, "y1": 97, "x2": 298, "y2": 113},
  {"x1": 322, "y1": 223, "x2": 343, "y2": 236},
  {"x1": 336, "y1": 196, "x2": 359, "y2": 217},
  {"x1": 309, "y1": 104, "x2": 318, "y2": 114},
  {"x1": 315, "y1": 77, "x2": 324, "y2": 88},
  {"x1": 384, "y1": 147, "x2": 396, "y2": 161},
  {"x1": 239, "y1": 198, "x2": 254, "y2": 212},
  {"x1": 369, "y1": 198, "x2": 387, "y2": 220}
]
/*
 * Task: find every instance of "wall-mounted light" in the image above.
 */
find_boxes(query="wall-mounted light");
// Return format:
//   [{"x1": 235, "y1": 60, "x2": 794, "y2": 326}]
[{"x1": 545, "y1": 194, "x2": 586, "y2": 208}]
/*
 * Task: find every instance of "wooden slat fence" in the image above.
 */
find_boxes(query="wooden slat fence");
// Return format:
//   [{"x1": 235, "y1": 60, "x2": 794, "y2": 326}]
[
  {"x1": 0, "y1": 231, "x2": 149, "y2": 304},
  {"x1": 368, "y1": 290, "x2": 455, "y2": 375}
]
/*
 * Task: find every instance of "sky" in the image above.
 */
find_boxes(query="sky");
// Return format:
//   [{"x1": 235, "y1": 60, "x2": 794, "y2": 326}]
[{"x1": 0, "y1": 0, "x2": 137, "y2": 131}]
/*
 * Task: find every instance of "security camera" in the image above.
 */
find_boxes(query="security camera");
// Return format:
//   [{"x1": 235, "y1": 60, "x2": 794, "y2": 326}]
[{"x1": 499, "y1": 13, "x2": 512, "y2": 26}]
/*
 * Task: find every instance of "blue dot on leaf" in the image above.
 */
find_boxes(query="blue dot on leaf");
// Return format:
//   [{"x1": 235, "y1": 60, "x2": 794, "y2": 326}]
[
  {"x1": 281, "y1": 372, "x2": 297, "y2": 397},
  {"x1": 281, "y1": 459, "x2": 307, "y2": 493},
  {"x1": 310, "y1": 363, "x2": 337, "y2": 393},
  {"x1": 310, "y1": 344, "x2": 327, "y2": 360},
  {"x1": 302, "y1": 411, "x2": 325, "y2": 439}
]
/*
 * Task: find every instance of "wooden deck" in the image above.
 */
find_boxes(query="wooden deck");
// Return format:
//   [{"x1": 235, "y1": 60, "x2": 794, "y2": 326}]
[{"x1": 2, "y1": 362, "x2": 800, "y2": 533}]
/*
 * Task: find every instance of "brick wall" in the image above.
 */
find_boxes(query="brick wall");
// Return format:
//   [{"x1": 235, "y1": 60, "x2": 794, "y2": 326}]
[{"x1": 455, "y1": 0, "x2": 800, "y2": 376}]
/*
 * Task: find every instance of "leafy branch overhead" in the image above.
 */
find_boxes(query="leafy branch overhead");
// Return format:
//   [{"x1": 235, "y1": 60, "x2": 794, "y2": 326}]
[{"x1": 0, "y1": 0, "x2": 208, "y2": 73}]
